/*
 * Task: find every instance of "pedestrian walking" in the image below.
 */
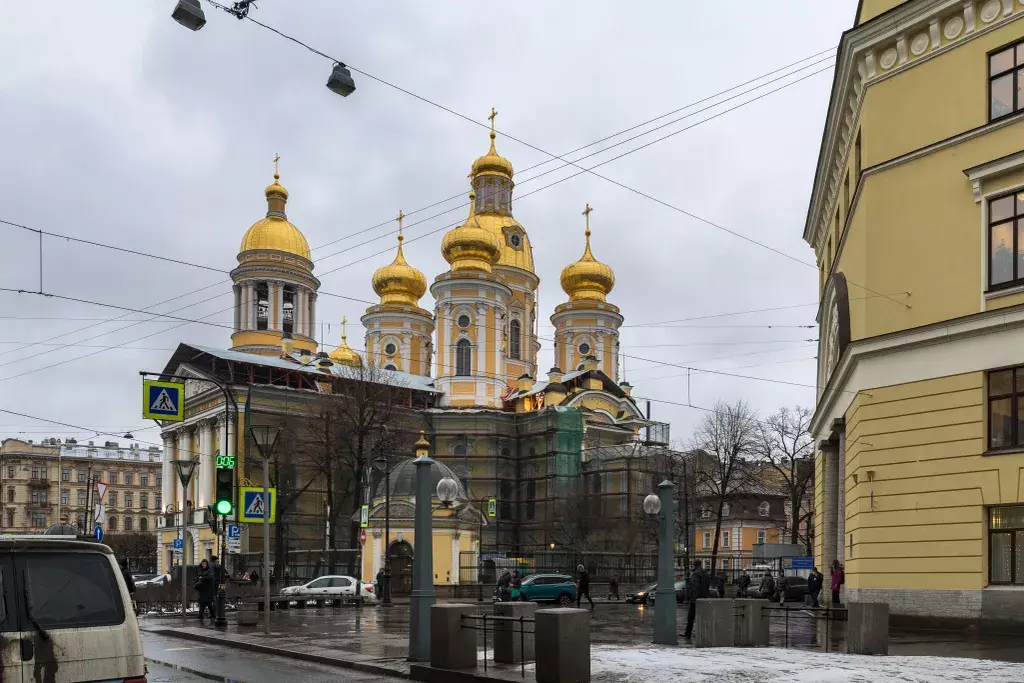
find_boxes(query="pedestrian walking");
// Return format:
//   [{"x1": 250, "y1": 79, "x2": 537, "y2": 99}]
[
  {"x1": 497, "y1": 569, "x2": 512, "y2": 602},
  {"x1": 759, "y1": 571, "x2": 775, "y2": 601},
  {"x1": 608, "y1": 575, "x2": 620, "y2": 601},
  {"x1": 511, "y1": 571, "x2": 522, "y2": 601},
  {"x1": 736, "y1": 570, "x2": 751, "y2": 598},
  {"x1": 683, "y1": 560, "x2": 710, "y2": 640},
  {"x1": 575, "y1": 564, "x2": 594, "y2": 609},
  {"x1": 120, "y1": 559, "x2": 136, "y2": 595},
  {"x1": 193, "y1": 559, "x2": 215, "y2": 620},
  {"x1": 831, "y1": 560, "x2": 844, "y2": 606},
  {"x1": 808, "y1": 566, "x2": 823, "y2": 608},
  {"x1": 776, "y1": 572, "x2": 790, "y2": 606}
]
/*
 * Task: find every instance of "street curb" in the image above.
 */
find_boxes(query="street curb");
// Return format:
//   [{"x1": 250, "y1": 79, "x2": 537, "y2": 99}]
[
  {"x1": 149, "y1": 628, "x2": 410, "y2": 679},
  {"x1": 145, "y1": 657, "x2": 231, "y2": 682}
]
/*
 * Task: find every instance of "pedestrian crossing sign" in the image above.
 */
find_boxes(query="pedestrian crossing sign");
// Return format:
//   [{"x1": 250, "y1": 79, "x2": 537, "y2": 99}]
[
  {"x1": 239, "y1": 486, "x2": 276, "y2": 523},
  {"x1": 142, "y1": 380, "x2": 184, "y2": 421}
]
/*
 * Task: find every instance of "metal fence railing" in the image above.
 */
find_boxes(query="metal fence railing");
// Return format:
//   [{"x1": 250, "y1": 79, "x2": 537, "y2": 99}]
[
  {"x1": 460, "y1": 613, "x2": 533, "y2": 678},
  {"x1": 762, "y1": 605, "x2": 848, "y2": 652}
]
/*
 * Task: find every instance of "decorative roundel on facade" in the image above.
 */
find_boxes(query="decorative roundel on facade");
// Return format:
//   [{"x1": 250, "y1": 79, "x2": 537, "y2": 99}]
[
  {"x1": 879, "y1": 47, "x2": 898, "y2": 69},
  {"x1": 943, "y1": 15, "x2": 964, "y2": 40},
  {"x1": 509, "y1": 233, "x2": 522, "y2": 248},
  {"x1": 578, "y1": 341, "x2": 591, "y2": 355},
  {"x1": 980, "y1": 0, "x2": 1001, "y2": 22},
  {"x1": 910, "y1": 33, "x2": 929, "y2": 56},
  {"x1": 384, "y1": 342, "x2": 397, "y2": 356},
  {"x1": 457, "y1": 314, "x2": 471, "y2": 329}
]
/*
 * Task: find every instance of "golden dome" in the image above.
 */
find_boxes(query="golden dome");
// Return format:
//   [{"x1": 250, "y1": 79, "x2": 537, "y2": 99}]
[
  {"x1": 328, "y1": 318, "x2": 363, "y2": 367},
  {"x1": 441, "y1": 192, "x2": 502, "y2": 273},
  {"x1": 560, "y1": 205, "x2": 614, "y2": 302},
  {"x1": 372, "y1": 213, "x2": 427, "y2": 306},
  {"x1": 471, "y1": 132, "x2": 514, "y2": 180},
  {"x1": 239, "y1": 168, "x2": 311, "y2": 262}
]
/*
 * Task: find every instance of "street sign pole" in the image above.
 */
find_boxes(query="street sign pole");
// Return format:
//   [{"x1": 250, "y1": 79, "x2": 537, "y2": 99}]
[{"x1": 173, "y1": 458, "x2": 198, "y2": 623}]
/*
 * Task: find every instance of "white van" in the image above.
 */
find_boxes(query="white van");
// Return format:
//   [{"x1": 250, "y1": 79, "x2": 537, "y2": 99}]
[{"x1": 0, "y1": 537, "x2": 146, "y2": 683}]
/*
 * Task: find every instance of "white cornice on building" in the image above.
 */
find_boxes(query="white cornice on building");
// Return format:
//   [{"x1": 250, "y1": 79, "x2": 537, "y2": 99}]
[{"x1": 804, "y1": 0, "x2": 1024, "y2": 252}]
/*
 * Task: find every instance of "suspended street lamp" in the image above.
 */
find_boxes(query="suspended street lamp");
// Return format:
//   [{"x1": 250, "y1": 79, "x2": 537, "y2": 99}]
[
  {"x1": 171, "y1": 0, "x2": 206, "y2": 31},
  {"x1": 326, "y1": 63, "x2": 357, "y2": 97}
]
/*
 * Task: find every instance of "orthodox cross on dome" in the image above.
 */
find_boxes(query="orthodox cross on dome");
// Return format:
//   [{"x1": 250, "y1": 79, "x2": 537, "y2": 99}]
[
  {"x1": 396, "y1": 210, "x2": 405, "y2": 240},
  {"x1": 341, "y1": 316, "x2": 348, "y2": 340},
  {"x1": 582, "y1": 203, "x2": 593, "y2": 235},
  {"x1": 488, "y1": 107, "x2": 498, "y2": 135},
  {"x1": 273, "y1": 152, "x2": 281, "y2": 178}
]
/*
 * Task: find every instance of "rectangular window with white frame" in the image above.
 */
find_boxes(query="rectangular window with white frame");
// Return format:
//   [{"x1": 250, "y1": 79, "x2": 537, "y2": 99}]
[
  {"x1": 702, "y1": 531, "x2": 711, "y2": 548},
  {"x1": 757, "y1": 529, "x2": 767, "y2": 545},
  {"x1": 722, "y1": 531, "x2": 730, "y2": 548},
  {"x1": 988, "y1": 191, "x2": 1024, "y2": 291}
]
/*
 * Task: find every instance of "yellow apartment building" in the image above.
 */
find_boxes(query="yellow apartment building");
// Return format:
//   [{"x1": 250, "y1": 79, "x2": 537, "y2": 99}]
[{"x1": 806, "y1": 0, "x2": 1024, "y2": 622}]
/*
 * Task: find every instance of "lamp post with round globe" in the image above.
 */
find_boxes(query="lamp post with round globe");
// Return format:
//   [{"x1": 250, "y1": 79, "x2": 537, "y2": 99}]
[
  {"x1": 645, "y1": 480, "x2": 677, "y2": 645},
  {"x1": 408, "y1": 432, "x2": 459, "y2": 661}
]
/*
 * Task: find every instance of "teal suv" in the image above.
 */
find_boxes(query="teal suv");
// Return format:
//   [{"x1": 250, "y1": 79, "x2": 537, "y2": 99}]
[{"x1": 498, "y1": 574, "x2": 578, "y2": 604}]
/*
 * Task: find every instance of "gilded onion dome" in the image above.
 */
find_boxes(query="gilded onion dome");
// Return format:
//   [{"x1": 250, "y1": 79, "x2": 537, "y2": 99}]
[
  {"x1": 471, "y1": 130, "x2": 514, "y2": 181},
  {"x1": 441, "y1": 191, "x2": 502, "y2": 273},
  {"x1": 372, "y1": 212, "x2": 427, "y2": 306},
  {"x1": 560, "y1": 204, "x2": 615, "y2": 302},
  {"x1": 239, "y1": 164, "x2": 312, "y2": 262},
  {"x1": 328, "y1": 318, "x2": 363, "y2": 367}
]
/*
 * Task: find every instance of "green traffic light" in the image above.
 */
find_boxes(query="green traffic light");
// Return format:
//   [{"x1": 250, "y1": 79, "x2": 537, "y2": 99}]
[{"x1": 215, "y1": 499, "x2": 233, "y2": 515}]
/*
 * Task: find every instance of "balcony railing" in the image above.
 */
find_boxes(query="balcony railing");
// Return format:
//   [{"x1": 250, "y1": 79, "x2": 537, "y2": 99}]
[{"x1": 27, "y1": 479, "x2": 51, "y2": 488}]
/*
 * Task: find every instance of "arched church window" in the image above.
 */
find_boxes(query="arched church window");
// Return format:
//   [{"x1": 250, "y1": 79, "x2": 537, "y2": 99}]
[
  {"x1": 282, "y1": 285, "x2": 295, "y2": 335},
  {"x1": 256, "y1": 282, "x2": 269, "y2": 331},
  {"x1": 509, "y1": 319, "x2": 521, "y2": 360},
  {"x1": 384, "y1": 364, "x2": 397, "y2": 371},
  {"x1": 455, "y1": 339, "x2": 472, "y2": 376}
]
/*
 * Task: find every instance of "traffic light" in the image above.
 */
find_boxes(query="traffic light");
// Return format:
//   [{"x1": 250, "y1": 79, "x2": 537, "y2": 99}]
[{"x1": 215, "y1": 467, "x2": 234, "y2": 516}]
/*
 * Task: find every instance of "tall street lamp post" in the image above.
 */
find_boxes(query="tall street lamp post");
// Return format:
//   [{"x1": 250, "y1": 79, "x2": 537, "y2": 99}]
[
  {"x1": 249, "y1": 424, "x2": 281, "y2": 636},
  {"x1": 408, "y1": 432, "x2": 458, "y2": 661},
  {"x1": 173, "y1": 458, "x2": 199, "y2": 622},
  {"x1": 645, "y1": 480, "x2": 677, "y2": 646},
  {"x1": 372, "y1": 452, "x2": 393, "y2": 606}
]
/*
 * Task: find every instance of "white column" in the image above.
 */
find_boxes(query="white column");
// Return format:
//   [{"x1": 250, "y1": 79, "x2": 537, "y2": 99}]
[
  {"x1": 232, "y1": 285, "x2": 240, "y2": 332},
  {"x1": 198, "y1": 420, "x2": 214, "y2": 507},
  {"x1": 161, "y1": 433, "x2": 175, "y2": 515},
  {"x1": 372, "y1": 532, "x2": 382, "y2": 578},
  {"x1": 249, "y1": 283, "x2": 258, "y2": 329},
  {"x1": 475, "y1": 304, "x2": 486, "y2": 376},
  {"x1": 295, "y1": 288, "x2": 304, "y2": 338},
  {"x1": 309, "y1": 293, "x2": 317, "y2": 343},
  {"x1": 272, "y1": 281, "x2": 282, "y2": 332},
  {"x1": 451, "y1": 533, "x2": 461, "y2": 585}
]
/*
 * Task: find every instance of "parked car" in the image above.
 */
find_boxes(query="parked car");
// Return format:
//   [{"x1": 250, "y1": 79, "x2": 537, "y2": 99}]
[
  {"x1": 626, "y1": 581, "x2": 657, "y2": 604},
  {"x1": 648, "y1": 579, "x2": 689, "y2": 605},
  {"x1": 1, "y1": 537, "x2": 145, "y2": 683},
  {"x1": 136, "y1": 572, "x2": 171, "y2": 587},
  {"x1": 279, "y1": 575, "x2": 377, "y2": 603},
  {"x1": 508, "y1": 574, "x2": 578, "y2": 604}
]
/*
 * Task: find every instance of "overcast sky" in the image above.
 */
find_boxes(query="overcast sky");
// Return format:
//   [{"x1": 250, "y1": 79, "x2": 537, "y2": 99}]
[{"x1": 0, "y1": 0, "x2": 856, "y2": 450}]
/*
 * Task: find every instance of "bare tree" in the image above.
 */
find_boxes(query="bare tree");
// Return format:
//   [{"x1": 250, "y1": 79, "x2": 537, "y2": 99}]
[
  {"x1": 754, "y1": 406, "x2": 814, "y2": 547},
  {"x1": 293, "y1": 364, "x2": 415, "y2": 573},
  {"x1": 691, "y1": 400, "x2": 757, "y2": 575}
]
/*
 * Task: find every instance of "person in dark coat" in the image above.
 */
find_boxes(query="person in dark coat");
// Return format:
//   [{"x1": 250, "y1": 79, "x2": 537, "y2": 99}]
[
  {"x1": 683, "y1": 560, "x2": 710, "y2": 639},
  {"x1": 120, "y1": 559, "x2": 136, "y2": 595},
  {"x1": 576, "y1": 564, "x2": 594, "y2": 609},
  {"x1": 608, "y1": 575, "x2": 620, "y2": 601},
  {"x1": 776, "y1": 572, "x2": 790, "y2": 605},
  {"x1": 497, "y1": 569, "x2": 512, "y2": 602},
  {"x1": 193, "y1": 559, "x2": 216, "y2": 619},
  {"x1": 808, "y1": 567, "x2": 824, "y2": 607},
  {"x1": 736, "y1": 570, "x2": 751, "y2": 598}
]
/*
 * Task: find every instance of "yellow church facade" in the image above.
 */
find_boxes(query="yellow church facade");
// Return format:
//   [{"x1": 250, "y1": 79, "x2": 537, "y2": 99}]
[{"x1": 807, "y1": 0, "x2": 1024, "y2": 622}]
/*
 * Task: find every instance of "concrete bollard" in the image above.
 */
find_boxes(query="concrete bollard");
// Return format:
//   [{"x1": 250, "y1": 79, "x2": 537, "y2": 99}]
[
  {"x1": 733, "y1": 599, "x2": 769, "y2": 647},
  {"x1": 493, "y1": 601, "x2": 537, "y2": 664},
  {"x1": 846, "y1": 602, "x2": 889, "y2": 655},
  {"x1": 693, "y1": 599, "x2": 735, "y2": 648},
  {"x1": 429, "y1": 603, "x2": 477, "y2": 670},
  {"x1": 237, "y1": 601, "x2": 259, "y2": 626},
  {"x1": 535, "y1": 608, "x2": 590, "y2": 683}
]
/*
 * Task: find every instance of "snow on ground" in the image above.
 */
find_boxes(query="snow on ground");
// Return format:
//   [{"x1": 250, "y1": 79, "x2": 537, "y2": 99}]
[{"x1": 590, "y1": 646, "x2": 1024, "y2": 683}]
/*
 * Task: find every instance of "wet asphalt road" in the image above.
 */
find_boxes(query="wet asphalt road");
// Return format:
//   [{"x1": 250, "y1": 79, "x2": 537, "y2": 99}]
[{"x1": 143, "y1": 632, "x2": 406, "y2": 683}]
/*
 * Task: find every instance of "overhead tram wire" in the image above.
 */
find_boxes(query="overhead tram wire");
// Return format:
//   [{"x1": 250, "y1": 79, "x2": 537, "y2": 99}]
[
  {"x1": 0, "y1": 57, "x2": 838, "y2": 375},
  {"x1": 218, "y1": 12, "x2": 902, "y2": 309},
  {"x1": 0, "y1": 53, "x2": 838, "y2": 366}
]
